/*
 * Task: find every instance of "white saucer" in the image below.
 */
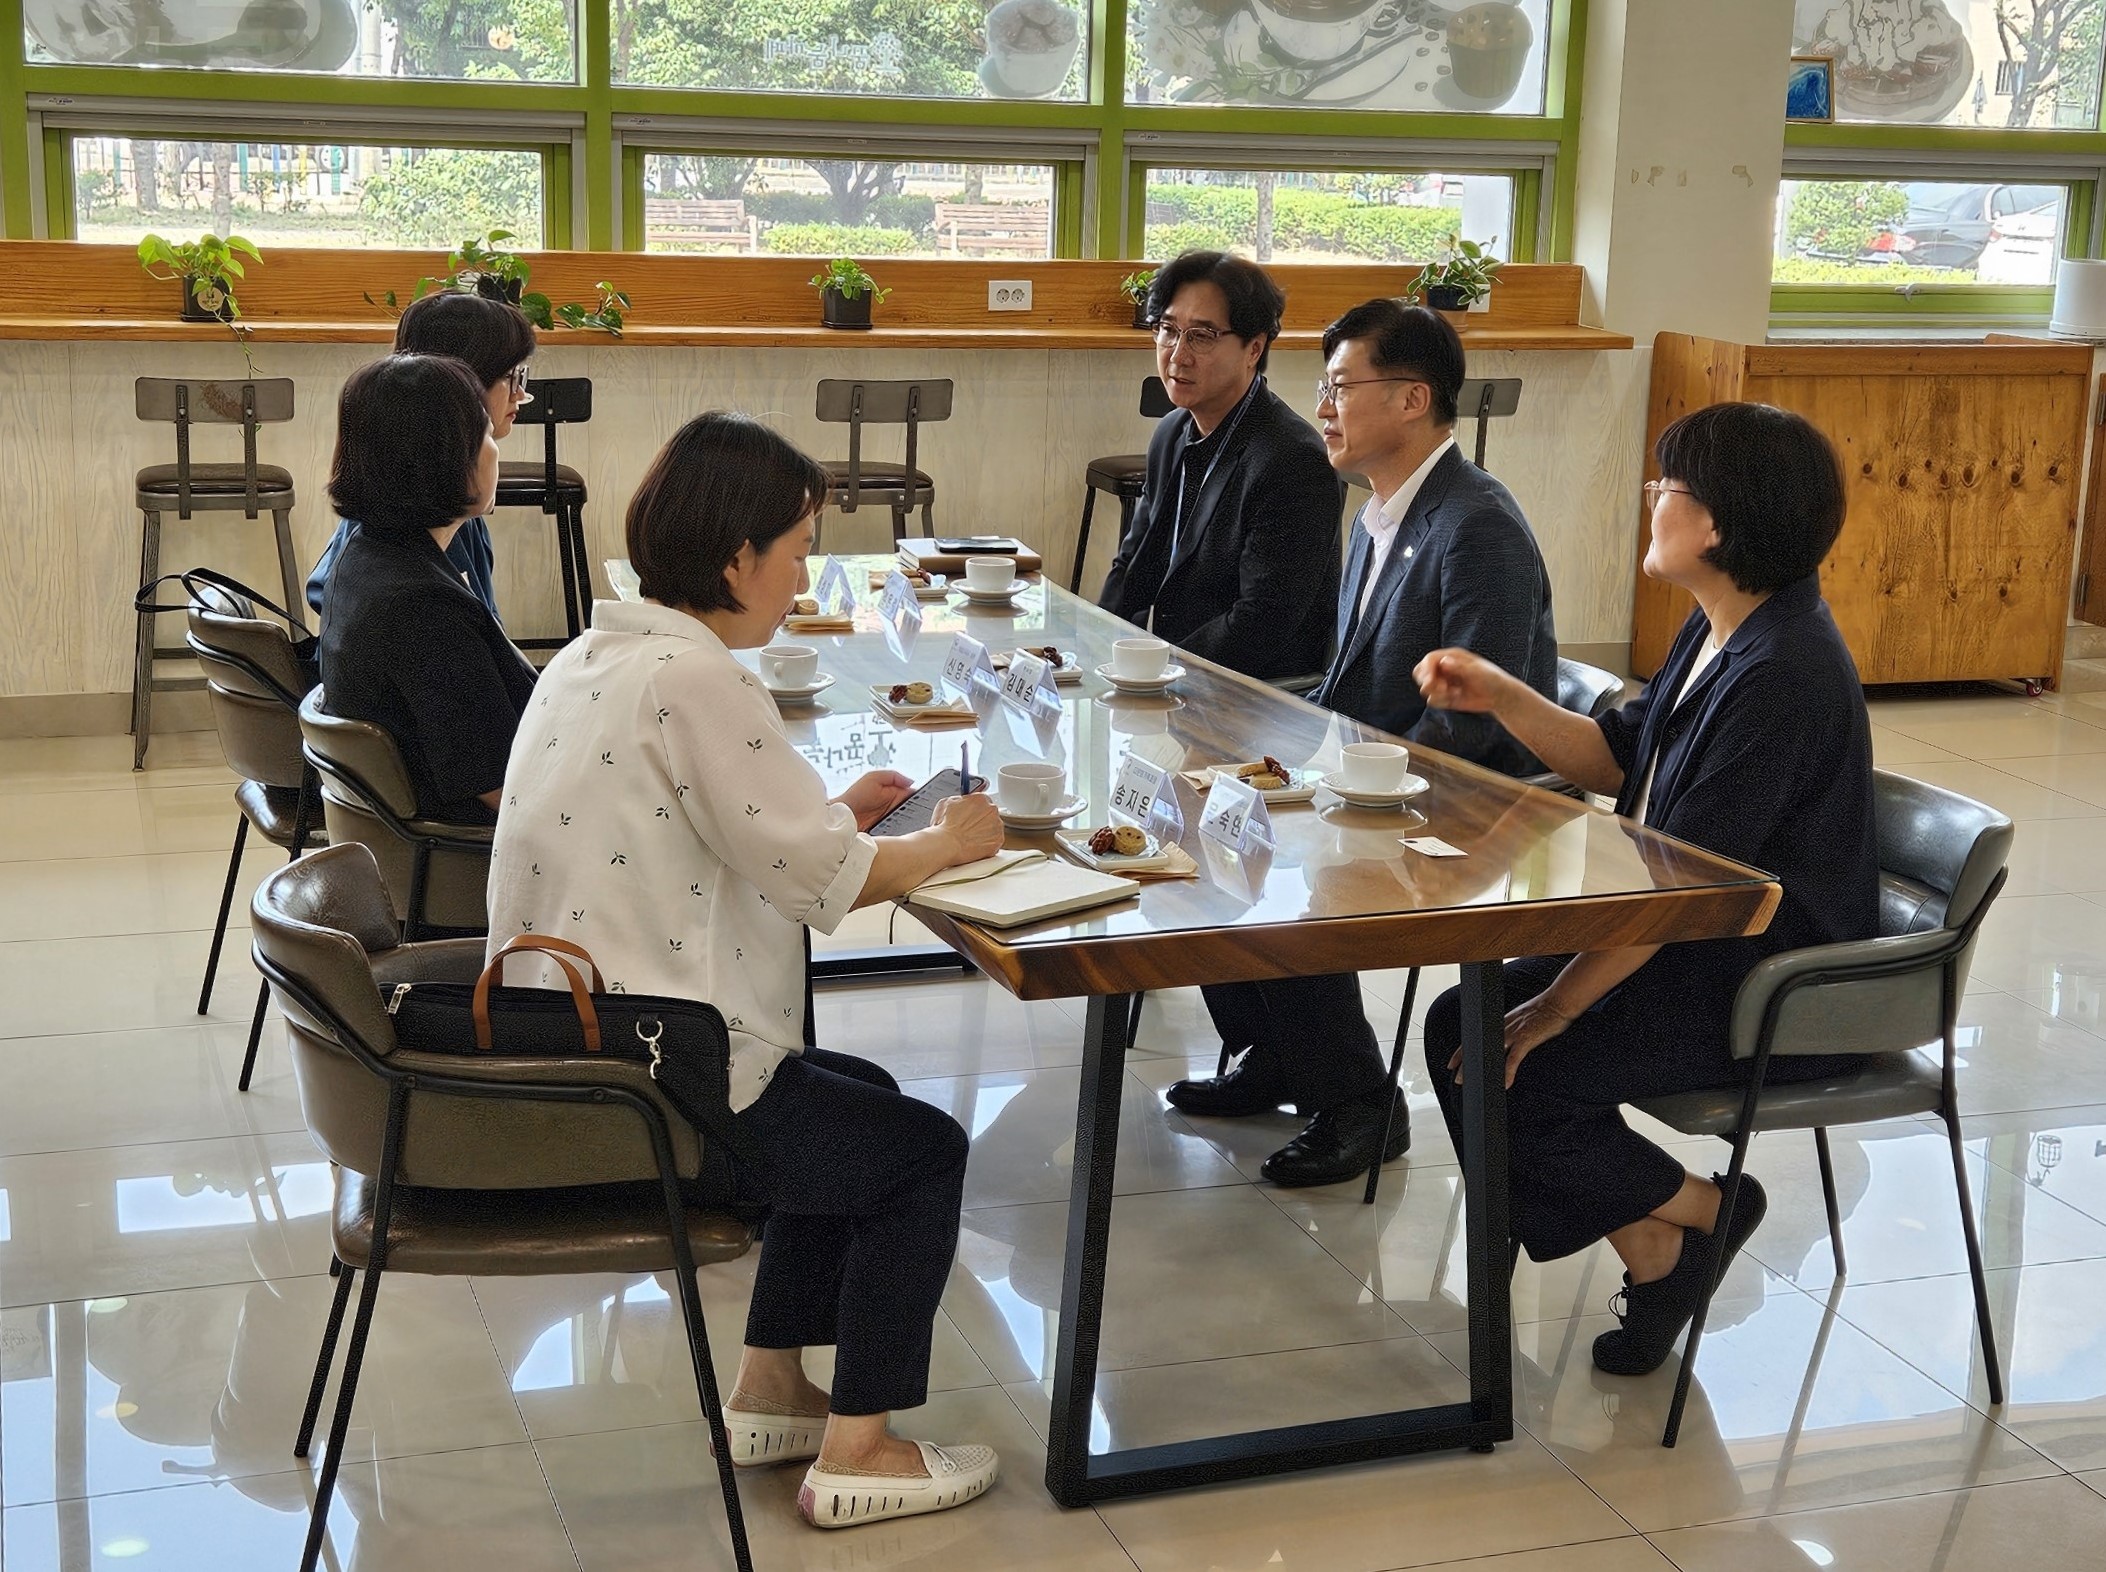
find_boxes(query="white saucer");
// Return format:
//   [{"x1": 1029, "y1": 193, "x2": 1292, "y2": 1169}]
[
  {"x1": 1095, "y1": 662, "x2": 1186, "y2": 694},
  {"x1": 1320, "y1": 771, "x2": 1431, "y2": 809},
  {"x1": 762, "y1": 673, "x2": 834, "y2": 704},
  {"x1": 997, "y1": 794, "x2": 1087, "y2": 830},
  {"x1": 956, "y1": 580, "x2": 1033, "y2": 604}
]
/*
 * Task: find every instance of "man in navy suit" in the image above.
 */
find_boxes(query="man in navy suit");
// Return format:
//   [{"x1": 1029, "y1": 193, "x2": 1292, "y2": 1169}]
[{"x1": 1168, "y1": 299, "x2": 1558, "y2": 1187}]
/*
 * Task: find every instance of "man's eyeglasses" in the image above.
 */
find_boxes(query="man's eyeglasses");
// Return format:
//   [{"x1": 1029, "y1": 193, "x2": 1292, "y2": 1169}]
[
  {"x1": 1315, "y1": 376, "x2": 1424, "y2": 407},
  {"x1": 1643, "y1": 480, "x2": 1692, "y2": 504},
  {"x1": 1153, "y1": 321, "x2": 1232, "y2": 355}
]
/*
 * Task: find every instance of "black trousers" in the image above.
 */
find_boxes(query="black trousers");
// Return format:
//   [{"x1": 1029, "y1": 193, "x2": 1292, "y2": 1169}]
[
  {"x1": 1424, "y1": 955, "x2": 1856, "y2": 1262},
  {"x1": 733, "y1": 1046, "x2": 969, "y2": 1416},
  {"x1": 1200, "y1": 973, "x2": 1388, "y2": 1113}
]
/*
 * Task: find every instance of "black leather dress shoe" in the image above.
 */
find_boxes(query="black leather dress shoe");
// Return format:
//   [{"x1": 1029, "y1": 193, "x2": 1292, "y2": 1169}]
[
  {"x1": 1165, "y1": 1055, "x2": 1291, "y2": 1118},
  {"x1": 1259, "y1": 1088, "x2": 1410, "y2": 1187}
]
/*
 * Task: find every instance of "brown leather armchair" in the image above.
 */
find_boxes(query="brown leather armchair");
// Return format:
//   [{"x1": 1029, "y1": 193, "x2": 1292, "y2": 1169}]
[
  {"x1": 297, "y1": 687, "x2": 494, "y2": 938},
  {"x1": 186, "y1": 581, "x2": 324, "y2": 1090},
  {"x1": 249, "y1": 843, "x2": 756, "y2": 1572}
]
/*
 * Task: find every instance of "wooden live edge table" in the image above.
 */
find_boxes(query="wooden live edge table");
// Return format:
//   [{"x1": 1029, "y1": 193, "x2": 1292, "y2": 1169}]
[{"x1": 608, "y1": 555, "x2": 1778, "y2": 1507}]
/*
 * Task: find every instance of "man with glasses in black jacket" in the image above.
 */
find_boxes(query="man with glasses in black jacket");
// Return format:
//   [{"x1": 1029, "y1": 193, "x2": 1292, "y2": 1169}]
[{"x1": 1098, "y1": 250, "x2": 1342, "y2": 683}]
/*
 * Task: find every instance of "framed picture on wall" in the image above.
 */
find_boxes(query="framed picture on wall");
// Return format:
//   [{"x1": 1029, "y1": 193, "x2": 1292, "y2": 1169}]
[{"x1": 1787, "y1": 55, "x2": 1834, "y2": 123}]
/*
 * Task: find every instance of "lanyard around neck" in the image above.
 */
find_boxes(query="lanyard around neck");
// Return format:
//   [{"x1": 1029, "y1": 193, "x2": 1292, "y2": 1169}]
[{"x1": 1171, "y1": 376, "x2": 1261, "y2": 560}]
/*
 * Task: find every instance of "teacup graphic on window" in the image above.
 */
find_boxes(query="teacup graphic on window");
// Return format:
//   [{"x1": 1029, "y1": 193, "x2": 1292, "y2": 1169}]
[{"x1": 980, "y1": 0, "x2": 1083, "y2": 98}]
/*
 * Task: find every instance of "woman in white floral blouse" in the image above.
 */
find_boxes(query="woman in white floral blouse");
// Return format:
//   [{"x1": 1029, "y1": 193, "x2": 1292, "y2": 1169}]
[{"x1": 488, "y1": 413, "x2": 1006, "y2": 1530}]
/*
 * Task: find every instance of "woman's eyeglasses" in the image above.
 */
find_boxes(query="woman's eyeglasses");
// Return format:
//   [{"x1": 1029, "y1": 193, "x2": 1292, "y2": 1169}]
[
  {"x1": 1643, "y1": 481, "x2": 1692, "y2": 504},
  {"x1": 506, "y1": 366, "x2": 533, "y2": 394}
]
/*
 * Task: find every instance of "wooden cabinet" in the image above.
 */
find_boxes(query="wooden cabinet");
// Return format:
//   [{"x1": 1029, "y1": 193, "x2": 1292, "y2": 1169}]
[{"x1": 1632, "y1": 333, "x2": 2092, "y2": 686}]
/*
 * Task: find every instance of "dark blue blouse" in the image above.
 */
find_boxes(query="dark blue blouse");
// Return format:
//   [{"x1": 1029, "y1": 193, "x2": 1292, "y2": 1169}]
[{"x1": 1598, "y1": 574, "x2": 1879, "y2": 1002}]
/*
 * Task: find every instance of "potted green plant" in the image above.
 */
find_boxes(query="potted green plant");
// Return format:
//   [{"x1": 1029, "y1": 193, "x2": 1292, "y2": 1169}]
[
  {"x1": 138, "y1": 232, "x2": 262, "y2": 323},
  {"x1": 1119, "y1": 267, "x2": 1158, "y2": 329},
  {"x1": 364, "y1": 230, "x2": 633, "y2": 335},
  {"x1": 1410, "y1": 235, "x2": 1501, "y2": 312},
  {"x1": 809, "y1": 257, "x2": 889, "y2": 330}
]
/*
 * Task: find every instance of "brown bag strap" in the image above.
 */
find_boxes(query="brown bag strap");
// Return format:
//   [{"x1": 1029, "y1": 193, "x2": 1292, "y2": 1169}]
[
  {"x1": 472, "y1": 936, "x2": 603, "y2": 1053},
  {"x1": 489, "y1": 933, "x2": 607, "y2": 991}
]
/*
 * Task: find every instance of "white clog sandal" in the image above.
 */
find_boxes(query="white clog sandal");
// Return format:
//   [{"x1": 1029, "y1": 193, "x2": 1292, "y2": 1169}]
[{"x1": 797, "y1": 1441, "x2": 1000, "y2": 1528}]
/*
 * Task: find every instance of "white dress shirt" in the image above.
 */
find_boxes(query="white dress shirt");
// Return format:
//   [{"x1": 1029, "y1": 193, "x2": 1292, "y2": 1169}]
[
  {"x1": 1356, "y1": 434, "x2": 1458, "y2": 620},
  {"x1": 486, "y1": 599, "x2": 877, "y2": 1111}
]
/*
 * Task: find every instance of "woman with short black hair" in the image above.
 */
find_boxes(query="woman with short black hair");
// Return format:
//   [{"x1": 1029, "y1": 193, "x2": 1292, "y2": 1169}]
[
  {"x1": 317, "y1": 353, "x2": 533, "y2": 825},
  {"x1": 487, "y1": 411, "x2": 1007, "y2": 1531},
  {"x1": 1412, "y1": 401, "x2": 1876, "y2": 1377},
  {"x1": 306, "y1": 289, "x2": 540, "y2": 620}
]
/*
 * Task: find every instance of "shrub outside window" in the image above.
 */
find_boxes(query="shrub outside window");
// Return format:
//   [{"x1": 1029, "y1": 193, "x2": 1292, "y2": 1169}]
[
  {"x1": 1142, "y1": 168, "x2": 1514, "y2": 265},
  {"x1": 72, "y1": 138, "x2": 547, "y2": 249},
  {"x1": 642, "y1": 155, "x2": 1057, "y2": 258},
  {"x1": 23, "y1": 0, "x2": 578, "y2": 82}
]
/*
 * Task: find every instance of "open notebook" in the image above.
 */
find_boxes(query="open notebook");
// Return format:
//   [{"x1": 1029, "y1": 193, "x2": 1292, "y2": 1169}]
[{"x1": 906, "y1": 849, "x2": 1138, "y2": 929}]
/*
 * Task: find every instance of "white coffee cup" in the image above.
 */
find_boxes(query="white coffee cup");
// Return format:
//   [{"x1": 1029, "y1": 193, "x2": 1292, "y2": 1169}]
[
  {"x1": 760, "y1": 644, "x2": 819, "y2": 689},
  {"x1": 1340, "y1": 741, "x2": 1409, "y2": 793},
  {"x1": 998, "y1": 761, "x2": 1066, "y2": 815},
  {"x1": 965, "y1": 556, "x2": 1015, "y2": 592},
  {"x1": 1112, "y1": 637, "x2": 1170, "y2": 681}
]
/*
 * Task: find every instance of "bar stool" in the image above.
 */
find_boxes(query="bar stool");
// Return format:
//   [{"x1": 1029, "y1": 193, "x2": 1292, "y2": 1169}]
[
  {"x1": 814, "y1": 378, "x2": 954, "y2": 549},
  {"x1": 131, "y1": 377, "x2": 300, "y2": 770},
  {"x1": 1069, "y1": 376, "x2": 1174, "y2": 593},
  {"x1": 496, "y1": 376, "x2": 593, "y2": 649}
]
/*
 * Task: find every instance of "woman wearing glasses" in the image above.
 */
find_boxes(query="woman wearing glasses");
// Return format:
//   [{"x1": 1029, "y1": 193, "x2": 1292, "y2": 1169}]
[
  {"x1": 306, "y1": 289, "x2": 538, "y2": 622},
  {"x1": 1413, "y1": 401, "x2": 1877, "y2": 1376},
  {"x1": 1096, "y1": 249, "x2": 1343, "y2": 683}
]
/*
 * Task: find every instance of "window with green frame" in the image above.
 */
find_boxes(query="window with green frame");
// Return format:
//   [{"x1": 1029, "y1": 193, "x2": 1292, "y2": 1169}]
[
  {"x1": 1, "y1": 0, "x2": 1587, "y2": 258},
  {"x1": 1778, "y1": 2, "x2": 2106, "y2": 321},
  {"x1": 1138, "y1": 165, "x2": 1518, "y2": 265}
]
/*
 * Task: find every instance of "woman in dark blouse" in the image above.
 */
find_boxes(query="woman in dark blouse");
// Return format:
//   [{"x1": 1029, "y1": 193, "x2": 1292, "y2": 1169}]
[
  {"x1": 318, "y1": 354, "x2": 535, "y2": 824},
  {"x1": 1412, "y1": 401, "x2": 1877, "y2": 1377}
]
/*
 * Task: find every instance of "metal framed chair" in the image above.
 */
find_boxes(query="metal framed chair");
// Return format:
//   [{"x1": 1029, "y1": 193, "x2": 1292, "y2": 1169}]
[
  {"x1": 1634, "y1": 771, "x2": 2015, "y2": 1446},
  {"x1": 497, "y1": 376, "x2": 593, "y2": 649},
  {"x1": 1069, "y1": 376, "x2": 1176, "y2": 593},
  {"x1": 249, "y1": 844, "x2": 755, "y2": 1572},
  {"x1": 814, "y1": 378, "x2": 954, "y2": 548},
  {"x1": 1518, "y1": 658, "x2": 1628, "y2": 798},
  {"x1": 131, "y1": 376, "x2": 301, "y2": 769},
  {"x1": 297, "y1": 689, "x2": 493, "y2": 939},
  {"x1": 186, "y1": 581, "x2": 324, "y2": 1090}
]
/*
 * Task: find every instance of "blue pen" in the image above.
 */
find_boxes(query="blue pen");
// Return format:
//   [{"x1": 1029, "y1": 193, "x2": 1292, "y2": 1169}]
[{"x1": 961, "y1": 739, "x2": 972, "y2": 794}]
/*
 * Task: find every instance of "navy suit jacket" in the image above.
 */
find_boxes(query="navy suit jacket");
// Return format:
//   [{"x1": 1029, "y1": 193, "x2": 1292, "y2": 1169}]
[
  {"x1": 1098, "y1": 377, "x2": 1343, "y2": 682},
  {"x1": 1310, "y1": 445, "x2": 1556, "y2": 776}
]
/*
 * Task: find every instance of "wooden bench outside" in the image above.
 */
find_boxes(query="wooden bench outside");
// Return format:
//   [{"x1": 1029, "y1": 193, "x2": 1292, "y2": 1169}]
[
  {"x1": 933, "y1": 202, "x2": 1051, "y2": 258},
  {"x1": 644, "y1": 198, "x2": 760, "y2": 251}
]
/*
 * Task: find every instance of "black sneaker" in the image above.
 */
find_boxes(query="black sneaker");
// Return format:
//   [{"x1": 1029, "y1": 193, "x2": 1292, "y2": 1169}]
[{"x1": 1591, "y1": 1173, "x2": 1769, "y2": 1377}]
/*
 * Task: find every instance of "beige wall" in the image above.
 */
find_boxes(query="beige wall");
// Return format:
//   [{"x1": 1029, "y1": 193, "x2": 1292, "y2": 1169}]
[
  {"x1": 0, "y1": 337, "x2": 1647, "y2": 719},
  {"x1": 1574, "y1": 0, "x2": 1794, "y2": 343}
]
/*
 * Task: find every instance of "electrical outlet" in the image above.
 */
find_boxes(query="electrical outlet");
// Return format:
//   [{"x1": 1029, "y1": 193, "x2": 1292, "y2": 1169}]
[{"x1": 988, "y1": 280, "x2": 1033, "y2": 311}]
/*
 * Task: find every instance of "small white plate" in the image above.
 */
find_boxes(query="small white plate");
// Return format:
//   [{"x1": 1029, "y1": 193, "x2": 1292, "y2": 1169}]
[
  {"x1": 867, "y1": 682, "x2": 975, "y2": 720},
  {"x1": 997, "y1": 794, "x2": 1087, "y2": 830},
  {"x1": 763, "y1": 672, "x2": 834, "y2": 705},
  {"x1": 1319, "y1": 771, "x2": 1432, "y2": 809},
  {"x1": 1056, "y1": 826, "x2": 1174, "y2": 871},
  {"x1": 872, "y1": 572, "x2": 950, "y2": 601},
  {"x1": 994, "y1": 649, "x2": 1084, "y2": 685},
  {"x1": 1095, "y1": 662, "x2": 1186, "y2": 694},
  {"x1": 956, "y1": 579, "x2": 1033, "y2": 603},
  {"x1": 1206, "y1": 763, "x2": 1321, "y2": 804}
]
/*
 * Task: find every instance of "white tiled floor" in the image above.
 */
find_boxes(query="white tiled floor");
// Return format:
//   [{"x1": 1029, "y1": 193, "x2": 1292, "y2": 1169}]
[{"x1": 5, "y1": 675, "x2": 2106, "y2": 1570}]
